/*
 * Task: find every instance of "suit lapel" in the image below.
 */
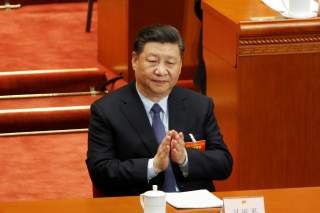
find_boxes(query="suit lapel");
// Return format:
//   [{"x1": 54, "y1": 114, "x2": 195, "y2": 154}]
[
  {"x1": 168, "y1": 87, "x2": 188, "y2": 175},
  {"x1": 119, "y1": 82, "x2": 158, "y2": 154},
  {"x1": 168, "y1": 87, "x2": 187, "y2": 134}
]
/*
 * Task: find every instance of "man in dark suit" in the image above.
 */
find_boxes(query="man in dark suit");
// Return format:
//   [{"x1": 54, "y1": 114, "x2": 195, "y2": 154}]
[{"x1": 86, "y1": 24, "x2": 232, "y2": 196}]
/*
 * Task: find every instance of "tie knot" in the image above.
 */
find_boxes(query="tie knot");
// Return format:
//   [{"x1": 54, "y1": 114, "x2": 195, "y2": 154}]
[{"x1": 151, "y1": 103, "x2": 162, "y2": 114}]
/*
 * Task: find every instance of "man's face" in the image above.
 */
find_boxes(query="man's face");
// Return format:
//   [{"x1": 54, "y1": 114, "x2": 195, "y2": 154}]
[{"x1": 132, "y1": 42, "x2": 182, "y2": 101}]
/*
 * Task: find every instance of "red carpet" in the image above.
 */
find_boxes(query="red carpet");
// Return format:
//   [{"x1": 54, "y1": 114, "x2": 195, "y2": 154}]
[
  {"x1": 0, "y1": 133, "x2": 92, "y2": 202},
  {"x1": 0, "y1": 2, "x2": 97, "y2": 71},
  {"x1": 0, "y1": 1, "x2": 195, "y2": 202},
  {"x1": 0, "y1": 2, "x2": 97, "y2": 201}
]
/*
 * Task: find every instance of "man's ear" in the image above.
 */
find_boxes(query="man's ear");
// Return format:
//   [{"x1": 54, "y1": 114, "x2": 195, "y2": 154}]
[{"x1": 131, "y1": 51, "x2": 138, "y2": 71}]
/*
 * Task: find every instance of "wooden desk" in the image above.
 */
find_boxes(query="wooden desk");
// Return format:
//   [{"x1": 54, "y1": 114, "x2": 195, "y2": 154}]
[
  {"x1": 202, "y1": 0, "x2": 320, "y2": 191},
  {"x1": 215, "y1": 187, "x2": 320, "y2": 212},
  {"x1": 1, "y1": 187, "x2": 319, "y2": 212}
]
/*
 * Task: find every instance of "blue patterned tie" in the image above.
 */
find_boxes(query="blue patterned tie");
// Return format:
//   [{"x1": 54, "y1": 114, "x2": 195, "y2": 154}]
[{"x1": 151, "y1": 103, "x2": 177, "y2": 192}]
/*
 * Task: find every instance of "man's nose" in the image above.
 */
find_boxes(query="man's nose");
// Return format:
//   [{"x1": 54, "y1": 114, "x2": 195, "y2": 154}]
[{"x1": 155, "y1": 63, "x2": 167, "y2": 75}]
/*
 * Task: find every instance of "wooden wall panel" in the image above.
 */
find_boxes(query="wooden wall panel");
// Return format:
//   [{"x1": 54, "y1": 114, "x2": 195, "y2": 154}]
[
  {"x1": 98, "y1": 0, "x2": 201, "y2": 81},
  {"x1": 98, "y1": 0, "x2": 129, "y2": 79},
  {"x1": 203, "y1": 0, "x2": 320, "y2": 191},
  {"x1": 203, "y1": 48, "x2": 239, "y2": 191},
  {"x1": 237, "y1": 53, "x2": 320, "y2": 189}
]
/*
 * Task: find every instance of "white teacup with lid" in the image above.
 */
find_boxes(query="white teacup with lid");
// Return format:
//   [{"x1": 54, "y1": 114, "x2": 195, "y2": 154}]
[
  {"x1": 140, "y1": 185, "x2": 166, "y2": 213},
  {"x1": 281, "y1": 0, "x2": 314, "y2": 18}
]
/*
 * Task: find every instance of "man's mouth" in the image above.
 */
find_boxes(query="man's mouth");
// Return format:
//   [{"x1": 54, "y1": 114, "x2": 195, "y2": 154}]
[{"x1": 152, "y1": 79, "x2": 168, "y2": 84}]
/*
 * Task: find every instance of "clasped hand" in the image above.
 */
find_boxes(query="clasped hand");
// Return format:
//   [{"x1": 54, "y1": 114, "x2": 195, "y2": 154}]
[{"x1": 153, "y1": 130, "x2": 186, "y2": 174}]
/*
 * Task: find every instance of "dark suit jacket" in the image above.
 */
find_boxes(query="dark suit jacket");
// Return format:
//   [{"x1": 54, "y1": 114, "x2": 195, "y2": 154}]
[{"x1": 86, "y1": 81, "x2": 232, "y2": 196}]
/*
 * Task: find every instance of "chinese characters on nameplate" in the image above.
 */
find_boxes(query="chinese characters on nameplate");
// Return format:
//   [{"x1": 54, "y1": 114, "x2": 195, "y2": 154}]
[{"x1": 223, "y1": 196, "x2": 265, "y2": 213}]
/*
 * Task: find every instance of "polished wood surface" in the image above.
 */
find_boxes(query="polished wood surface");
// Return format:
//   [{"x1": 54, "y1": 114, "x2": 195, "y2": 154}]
[
  {"x1": 1, "y1": 187, "x2": 319, "y2": 212},
  {"x1": 98, "y1": 0, "x2": 128, "y2": 79},
  {"x1": 202, "y1": 0, "x2": 277, "y2": 22},
  {"x1": 202, "y1": 0, "x2": 320, "y2": 191},
  {"x1": 215, "y1": 187, "x2": 320, "y2": 212},
  {"x1": 98, "y1": 0, "x2": 201, "y2": 81}
]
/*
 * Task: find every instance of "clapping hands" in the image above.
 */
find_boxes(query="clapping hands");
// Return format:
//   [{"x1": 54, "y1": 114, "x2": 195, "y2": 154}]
[{"x1": 153, "y1": 130, "x2": 186, "y2": 173}]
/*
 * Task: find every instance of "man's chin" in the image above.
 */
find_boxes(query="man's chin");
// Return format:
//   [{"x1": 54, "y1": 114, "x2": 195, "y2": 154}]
[{"x1": 150, "y1": 86, "x2": 172, "y2": 96}]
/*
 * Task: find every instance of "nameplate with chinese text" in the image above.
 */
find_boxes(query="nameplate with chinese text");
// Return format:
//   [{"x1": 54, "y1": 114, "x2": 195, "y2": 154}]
[{"x1": 223, "y1": 196, "x2": 265, "y2": 213}]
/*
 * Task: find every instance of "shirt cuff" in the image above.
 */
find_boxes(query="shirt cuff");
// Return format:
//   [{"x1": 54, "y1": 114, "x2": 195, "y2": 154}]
[
  {"x1": 179, "y1": 150, "x2": 189, "y2": 177},
  {"x1": 147, "y1": 158, "x2": 158, "y2": 181}
]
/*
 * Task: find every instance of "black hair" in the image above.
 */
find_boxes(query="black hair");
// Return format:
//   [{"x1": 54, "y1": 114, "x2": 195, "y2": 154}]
[{"x1": 133, "y1": 24, "x2": 185, "y2": 57}]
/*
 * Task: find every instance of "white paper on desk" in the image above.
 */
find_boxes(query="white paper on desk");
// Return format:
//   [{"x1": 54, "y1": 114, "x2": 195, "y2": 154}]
[
  {"x1": 261, "y1": 0, "x2": 318, "y2": 13},
  {"x1": 165, "y1": 189, "x2": 223, "y2": 209}
]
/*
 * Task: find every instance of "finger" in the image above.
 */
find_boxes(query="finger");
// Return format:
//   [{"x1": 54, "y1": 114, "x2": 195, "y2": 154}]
[
  {"x1": 170, "y1": 147, "x2": 177, "y2": 158},
  {"x1": 167, "y1": 130, "x2": 175, "y2": 138},
  {"x1": 171, "y1": 131, "x2": 181, "y2": 142},
  {"x1": 170, "y1": 139, "x2": 179, "y2": 149},
  {"x1": 160, "y1": 142, "x2": 171, "y2": 157},
  {"x1": 171, "y1": 148, "x2": 183, "y2": 162},
  {"x1": 159, "y1": 135, "x2": 171, "y2": 151},
  {"x1": 178, "y1": 132, "x2": 184, "y2": 142},
  {"x1": 171, "y1": 142, "x2": 184, "y2": 157},
  {"x1": 171, "y1": 147, "x2": 180, "y2": 154},
  {"x1": 163, "y1": 134, "x2": 172, "y2": 144},
  {"x1": 173, "y1": 131, "x2": 180, "y2": 140},
  {"x1": 158, "y1": 145, "x2": 169, "y2": 158},
  {"x1": 169, "y1": 130, "x2": 178, "y2": 139},
  {"x1": 172, "y1": 138, "x2": 184, "y2": 151},
  {"x1": 171, "y1": 147, "x2": 186, "y2": 164}
]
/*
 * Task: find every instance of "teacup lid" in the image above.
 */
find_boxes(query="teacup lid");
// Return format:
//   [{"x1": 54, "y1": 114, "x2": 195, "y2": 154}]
[{"x1": 144, "y1": 185, "x2": 165, "y2": 197}]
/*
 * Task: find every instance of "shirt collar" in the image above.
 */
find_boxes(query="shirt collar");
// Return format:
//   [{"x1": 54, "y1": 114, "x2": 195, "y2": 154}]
[{"x1": 136, "y1": 84, "x2": 168, "y2": 114}]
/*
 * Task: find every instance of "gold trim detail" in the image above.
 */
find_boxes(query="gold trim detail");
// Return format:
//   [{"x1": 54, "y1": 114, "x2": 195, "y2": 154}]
[
  {"x1": 239, "y1": 34, "x2": 320, "y2": 56},
  {"x1": 0, "y1": 67, "x2": 98, "y2": 76},
  {"x1": 0, "y1": 105, "x2": 90, "y2": 114},
  {"x1": 0, "y1": 3, "x2": 21, "y2": 9},
  {"x1": 240, "y1": 35, "x2": 320, "y2": 45},
  {"x1": 0, "y1": 128, "x2": 88, "y2": 137},
  {"x1": 0, "y1": 91, "x2": 106, "y2": 100}
]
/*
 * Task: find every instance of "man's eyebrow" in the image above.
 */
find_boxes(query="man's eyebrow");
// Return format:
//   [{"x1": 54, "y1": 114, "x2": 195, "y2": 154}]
[
  {"x1": 165, "y1": 55, "x2": 179, "y2": 60},
  {"x1": 145, "y1": 53, "x2": 158, "y2": 58},
  {"x1": 146, "y1": 53, "x2": 157, "y2": 56}
]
